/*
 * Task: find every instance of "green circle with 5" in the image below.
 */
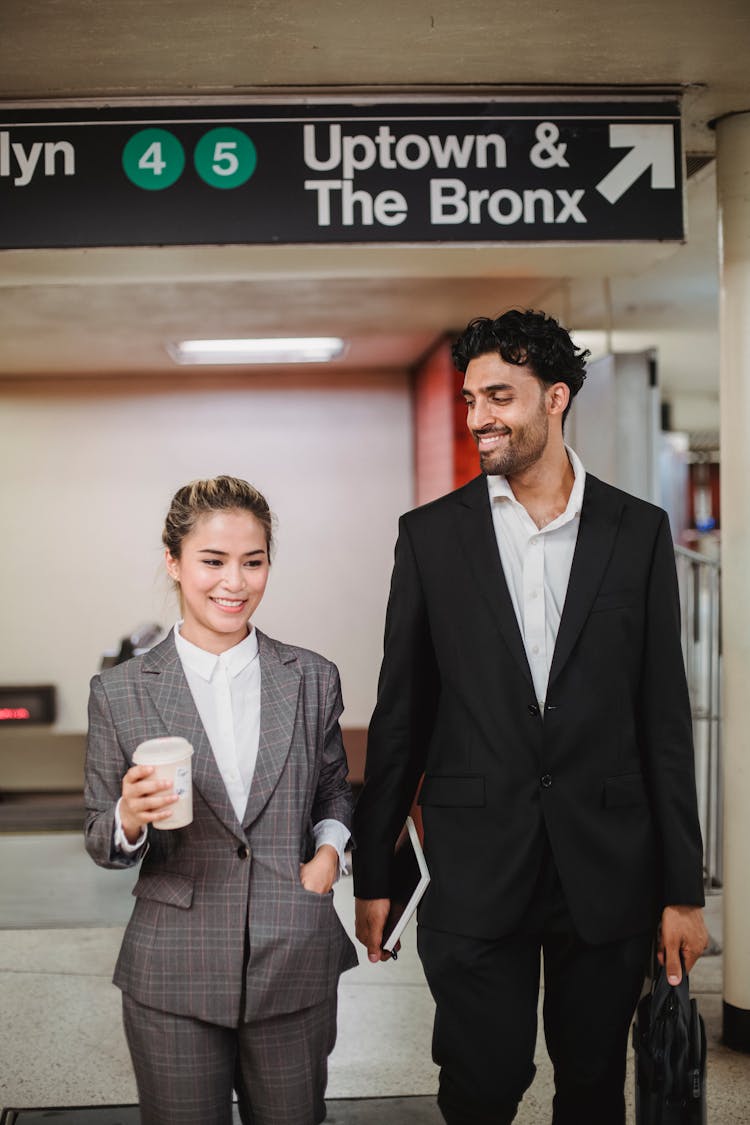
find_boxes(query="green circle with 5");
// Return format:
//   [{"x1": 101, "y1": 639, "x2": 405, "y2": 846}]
[
  {"x1": 122, "y1": 129, "x2": 185, "y2": 190},
  {"x1": 194, "y1": 127, "x2": 257, "y2": 189}
]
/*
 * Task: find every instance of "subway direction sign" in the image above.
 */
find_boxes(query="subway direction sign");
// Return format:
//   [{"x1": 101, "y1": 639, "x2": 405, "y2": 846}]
[{"x1": 0, "y1": 101, "x2": 684, "y2": 248}]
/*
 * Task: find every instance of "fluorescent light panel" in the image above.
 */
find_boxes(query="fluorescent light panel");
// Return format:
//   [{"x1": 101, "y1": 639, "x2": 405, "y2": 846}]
[{"x1": 168, "y1": 337, "x2": 345, "y2": 365}]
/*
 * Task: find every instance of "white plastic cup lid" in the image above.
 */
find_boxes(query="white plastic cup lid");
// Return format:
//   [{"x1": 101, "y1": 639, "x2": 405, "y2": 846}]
[{"x1": 133, "y1": 736, "x2": 194, "y2": 766}]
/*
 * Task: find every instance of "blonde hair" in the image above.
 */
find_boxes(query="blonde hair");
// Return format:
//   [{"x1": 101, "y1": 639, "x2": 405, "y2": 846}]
[{"x1": 163, "y1": 476, "x2": 274, "y2": 560}]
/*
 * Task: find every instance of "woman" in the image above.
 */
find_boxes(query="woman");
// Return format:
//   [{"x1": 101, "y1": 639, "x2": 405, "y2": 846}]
[{"x1": 84, "y1": 475, "x2": 358, "y2": 1125}]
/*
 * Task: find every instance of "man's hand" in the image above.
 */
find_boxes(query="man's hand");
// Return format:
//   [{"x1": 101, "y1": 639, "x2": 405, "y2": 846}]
[
  {"x1": 355, "y1": 897, "x2": 394, "y2": 962},
  {"x1": 300, "y1": 844, "x2": 339, "y2": 895},
  {"x1": 658, "y1": 904, "x2": 709, "y2": 984}
]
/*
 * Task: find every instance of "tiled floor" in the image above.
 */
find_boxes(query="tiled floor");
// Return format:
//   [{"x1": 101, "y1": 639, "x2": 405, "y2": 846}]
[{"x1": 0, "y1": 833, "x2": 748, "y2": 1123}]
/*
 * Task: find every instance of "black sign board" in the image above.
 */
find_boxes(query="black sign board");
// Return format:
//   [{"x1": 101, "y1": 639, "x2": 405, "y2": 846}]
[{"x1": 0, "y1": 100, "x2": 683, "y2": 249}]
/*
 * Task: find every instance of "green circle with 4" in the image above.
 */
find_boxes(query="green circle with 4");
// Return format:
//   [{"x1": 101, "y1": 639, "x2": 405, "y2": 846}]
[
  {"x1": 122, "y1": 128, "x2": 185, "y2": 190},
  {"x1": 194, "y1": 127, "x2": 257, "y2": 189}
]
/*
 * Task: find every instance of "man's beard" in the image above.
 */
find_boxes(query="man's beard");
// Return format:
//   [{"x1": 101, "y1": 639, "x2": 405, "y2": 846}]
[{"x1": 476, "y1": 404, "x2": 549, "y2": 477}]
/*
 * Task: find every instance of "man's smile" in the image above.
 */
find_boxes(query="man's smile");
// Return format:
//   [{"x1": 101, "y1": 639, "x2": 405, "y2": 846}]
[{"x1": 474, "y1": 429, "x2": 511, "y2": 448}]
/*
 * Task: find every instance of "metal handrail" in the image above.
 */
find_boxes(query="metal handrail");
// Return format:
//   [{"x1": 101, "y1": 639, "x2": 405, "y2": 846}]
[{"x1": 674, "y1": 543, "x2": 720, "y2": 568}]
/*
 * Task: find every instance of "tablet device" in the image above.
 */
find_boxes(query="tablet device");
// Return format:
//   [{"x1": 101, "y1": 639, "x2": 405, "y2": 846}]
[{"x1": 382, "y1": 815, "x2": 430, "y2": 954}]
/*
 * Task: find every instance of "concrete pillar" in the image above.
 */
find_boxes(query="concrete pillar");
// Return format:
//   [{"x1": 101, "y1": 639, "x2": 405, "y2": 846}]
[
  {"x1": 716, "y1": 109, "x2": 750, "y2": 1053},
  {"x1": 567, "y1": 351, "x2": 660, "y2": 504}
]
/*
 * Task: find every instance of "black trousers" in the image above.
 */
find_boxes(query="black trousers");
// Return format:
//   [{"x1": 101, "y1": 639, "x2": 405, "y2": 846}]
[{"x1": 417, "y1": 848, "x2": 652, "y2": 1125}]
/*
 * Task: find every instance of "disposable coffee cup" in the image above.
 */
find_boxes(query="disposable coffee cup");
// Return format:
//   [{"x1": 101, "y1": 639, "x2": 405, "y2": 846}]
[{"x1": 133, "y1": 736, "x2": 194, "y2": 829}]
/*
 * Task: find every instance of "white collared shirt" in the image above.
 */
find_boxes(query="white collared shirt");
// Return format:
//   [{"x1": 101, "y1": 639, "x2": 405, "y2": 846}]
[
  {"x1": 114, "y1": 624, "x2": 349, "y2": 869},
  {"x1": 174, "y1": 622, "x2": 261, "y2": 824},
  {"x1": 487, "y1": 446, "x2": 586, "y2": 709}
]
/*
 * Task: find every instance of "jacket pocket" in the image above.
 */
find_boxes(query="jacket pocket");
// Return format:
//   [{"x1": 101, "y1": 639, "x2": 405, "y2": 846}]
[
  {"x1": 132, "y1": 871, "x2": 194, "y2": 909},
  {"x1": 591, "y1": 590, "x2": 637, "y2": 613},
  {"x1": 603, "y1": 774, "x2": 648, "y2": 809},
  {"x1": 419, "y1": 775, "x2": 485, "y2": 808}
]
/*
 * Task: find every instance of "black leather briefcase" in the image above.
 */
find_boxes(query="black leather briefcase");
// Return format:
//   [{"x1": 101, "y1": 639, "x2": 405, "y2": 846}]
[{"x1": 633, "y1": 962, "x2": 707, "y2": 1124}]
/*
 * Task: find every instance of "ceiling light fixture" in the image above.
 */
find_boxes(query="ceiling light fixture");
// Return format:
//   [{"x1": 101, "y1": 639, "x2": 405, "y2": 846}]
[{"x1": 167, "y1": 337, "x2": 346, "y2": 365}]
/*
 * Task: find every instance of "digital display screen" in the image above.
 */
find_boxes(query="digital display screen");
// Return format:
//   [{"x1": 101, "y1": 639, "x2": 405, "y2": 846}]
[{"x1": 0, "y1": 686, "x2": 56, "y2": 724}]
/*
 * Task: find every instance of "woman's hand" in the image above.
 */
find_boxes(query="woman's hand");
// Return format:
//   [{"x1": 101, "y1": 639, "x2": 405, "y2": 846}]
[
  {"x1": 120, "y1": 764, "x2": 178, "y2": 843},
  {"x1": 299, "y1": 843, "x2": 339, "y2": 895}
]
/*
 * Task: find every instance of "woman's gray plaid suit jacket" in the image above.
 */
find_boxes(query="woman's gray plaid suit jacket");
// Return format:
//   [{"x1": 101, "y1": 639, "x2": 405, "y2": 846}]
[{"x1": 85, "y1": 629, "x2": 358, "y2": 1028}]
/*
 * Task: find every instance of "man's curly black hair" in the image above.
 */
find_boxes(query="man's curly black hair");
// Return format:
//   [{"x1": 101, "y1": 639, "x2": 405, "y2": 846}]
[{"x1": 451, "y1": 309, "x2": 589, "y2": 424}]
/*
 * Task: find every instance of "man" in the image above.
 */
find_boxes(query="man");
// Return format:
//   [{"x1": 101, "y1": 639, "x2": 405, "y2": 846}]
[{"x1": 353, "y1": 309, "x2": 707, "y2": 1125}]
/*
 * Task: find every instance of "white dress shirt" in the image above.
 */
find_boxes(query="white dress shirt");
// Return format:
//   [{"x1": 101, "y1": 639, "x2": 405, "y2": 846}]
[
  {"x1": 115, "y1": 624, "x2": 350, "y2": 870},
  {"x1": 175, "y1": 623, "x2": 261, "y2": 824},
  {"x1": 487, "y1": 446, "x2": 586, "y2": 709}
]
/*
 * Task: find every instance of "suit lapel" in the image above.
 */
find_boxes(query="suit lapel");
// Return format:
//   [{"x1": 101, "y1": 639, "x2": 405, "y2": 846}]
[
  {"x1": 242, "y1": 629, "x2": 301, "y2": 829},
  {"x1": 140, "y1": 634, "x2": 245, "y2": 839},
  {"x1": 455, "y1": 476, "x2": 534, "y2": 689},
  {"x1": 547, "y1": 474, "x2": 624, "y2": 689}
]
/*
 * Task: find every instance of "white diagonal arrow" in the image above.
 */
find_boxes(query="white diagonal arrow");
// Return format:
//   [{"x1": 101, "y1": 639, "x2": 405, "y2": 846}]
[{"x1": 596, "y1": 124, "x2": 676, "y2": 204}]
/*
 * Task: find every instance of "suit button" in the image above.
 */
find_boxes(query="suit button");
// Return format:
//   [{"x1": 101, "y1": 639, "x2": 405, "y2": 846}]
[
  {"x1": 540, "y1": 774, "x2": 553, "y2": 788},
  {"x1": 527, "y1": 704, "x2": 540, "y2": 716},
  {"x1": 237, "y1": 844, "x2": 250, "y2": 859}
]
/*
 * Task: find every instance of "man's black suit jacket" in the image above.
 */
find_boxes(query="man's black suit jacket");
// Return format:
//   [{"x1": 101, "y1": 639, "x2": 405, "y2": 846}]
[{"x1": 353, "y1": 472, "x2": 705, "y2": 946}]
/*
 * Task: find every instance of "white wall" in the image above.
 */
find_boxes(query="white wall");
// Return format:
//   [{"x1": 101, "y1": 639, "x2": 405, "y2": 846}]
[
  {"x1": 0, "y1": 371, "x2": 413, "y2": 731},
  {"x1": 668, "y1": 392, "x2": 721, "y2": 433}
]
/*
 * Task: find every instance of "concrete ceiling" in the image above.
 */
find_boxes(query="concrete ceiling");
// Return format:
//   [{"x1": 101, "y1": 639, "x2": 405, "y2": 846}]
[{"x1": 0, "y1": 0, "x2": 747, "y2": 406}]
